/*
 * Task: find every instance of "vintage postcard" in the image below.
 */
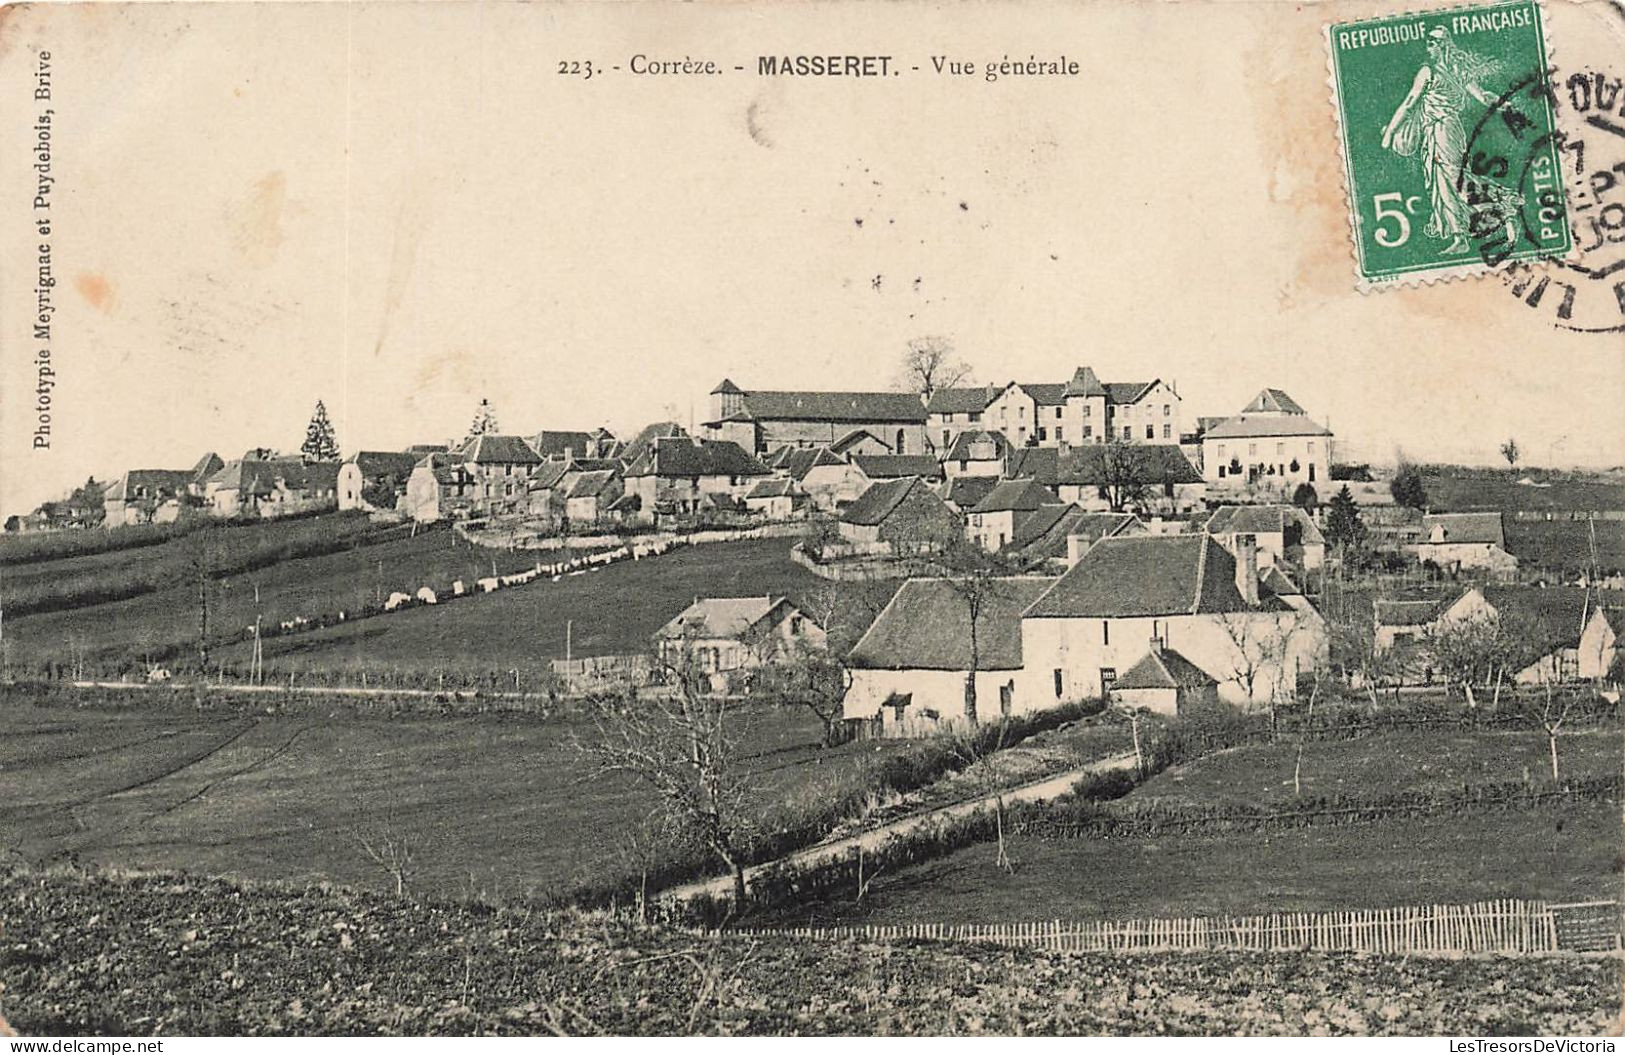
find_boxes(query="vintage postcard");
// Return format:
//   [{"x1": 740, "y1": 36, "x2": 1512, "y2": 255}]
[{"x1": 0, "y1": 0, "x2": 1622, "y2": 1041}]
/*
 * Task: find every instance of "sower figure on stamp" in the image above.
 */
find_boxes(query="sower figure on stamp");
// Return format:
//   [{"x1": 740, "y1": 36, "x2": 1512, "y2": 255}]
[{"x1": 1381, "y1": 26, "x2": 1513, "y2": 254}]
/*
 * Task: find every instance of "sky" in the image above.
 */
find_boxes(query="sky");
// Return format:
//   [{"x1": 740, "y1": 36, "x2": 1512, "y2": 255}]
[{"x1": 3, "y1": 0, "x2": 1623, "y2": 516}]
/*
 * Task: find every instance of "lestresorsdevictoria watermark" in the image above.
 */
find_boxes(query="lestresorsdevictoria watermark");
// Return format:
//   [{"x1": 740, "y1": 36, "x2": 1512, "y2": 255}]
[{"x1": 1450, "y1": 1042, "x2": 1618, "y2": 1052}]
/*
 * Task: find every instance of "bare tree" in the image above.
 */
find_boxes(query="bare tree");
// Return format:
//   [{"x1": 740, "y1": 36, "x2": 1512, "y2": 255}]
[
  {"x1": 897, "y1": 336, "x2": 971, "y2": 403},
  {"x1": 1522, "y1": 678, "x2": 1576, "y2": 781},
  {"x1": 1097, "y1": 439, "x2": 1151, "y2": 514},
  {"x1": 576, "y1": 645, "x2": 756, "y2": 913},
  {"x1": 1214, "y1": 610, "x2": 1305, "y2": 732},
  {"x1": 1500, "y1": 437, "x2": 1521, "y2": 469},
  {"x1": 942, "y1": 714, "x2": 1017, "y2": 874},
  {"x1": 751, "y1": 639, "x2": 851, "y2": 747},
  {"x1": 1425, "y1": 611, "x2": 1534, "y2": 710},
  {"x1": 933, "y1": 540, "x2": 1013, "y2": 725},
  {"x1": 349, "y1": 801, "x2": 419, "y2": 896}
]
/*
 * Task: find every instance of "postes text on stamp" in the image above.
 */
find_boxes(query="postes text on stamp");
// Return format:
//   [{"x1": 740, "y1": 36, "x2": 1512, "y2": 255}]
[{"x1": 1327, "y1": 1, "x2": 1572, "y2": 286}]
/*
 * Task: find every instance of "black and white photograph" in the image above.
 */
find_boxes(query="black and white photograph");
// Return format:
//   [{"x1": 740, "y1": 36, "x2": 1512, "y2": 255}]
[{"x1": 0, "y1": 0, "x2": 1622, "y2": 1039}]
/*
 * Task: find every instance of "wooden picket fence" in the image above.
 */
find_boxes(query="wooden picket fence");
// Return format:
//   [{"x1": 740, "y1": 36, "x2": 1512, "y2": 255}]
[{"x1": 737, "y1": 899, "x2": 1620, "y2": 956}]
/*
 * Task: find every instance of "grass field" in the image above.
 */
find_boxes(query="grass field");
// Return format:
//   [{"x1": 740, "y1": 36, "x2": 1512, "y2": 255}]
[
  {"x1": 0, "y1": 699, "x2": 914, "y2": 902},
  {"x1": 213, "y1": 537, "x2": 875, "y2": 678},
  {"x1": 762, "y1": 729, "x2": 1623, "y2": 927},
  {"x1": 1422, "y1": 473, "x2": 1625, "y2": 513},
  {"x1": 1504, "y1": 519, "x2": 1625, "y2": 576},
  {"x1": 1129, "y1": 729, "x2": 1622, "y2": 809},
  {"x1": 767, "y1": 803, "x2": 1618, "y2": 927},
  {"x1": 1, "y1": 533, "x2": 867, "y2": 679},
  {"x1": 3, "y1": 870, "x2": 1615, "y2": 1035}
]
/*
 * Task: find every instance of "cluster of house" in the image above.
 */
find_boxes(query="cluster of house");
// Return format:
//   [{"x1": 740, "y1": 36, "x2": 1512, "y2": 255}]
[
  {"x1": 649, "y1": 516, "x2": 1329, "y2": 735},
  {"x1": 1373, "y1": 583, "x2": 1624, "y2": 685},
  {"x1": 12, "y1": 369, "x2": 1337, "y2": 536},
  {"x1": 96, "y1": 451, "x2": 347, "y2": 527}
]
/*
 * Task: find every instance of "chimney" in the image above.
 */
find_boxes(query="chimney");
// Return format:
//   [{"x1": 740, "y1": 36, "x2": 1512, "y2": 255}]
[
  {"x1": 1066, "y1": 533, "x2": 1090, "y2": 567},
  {"x1": 1149, "y1": 633, "x2": 1164, "y2": 655},
  {"x1": 1234, "y1": 533, "x2": 1259, "y2": 606}
]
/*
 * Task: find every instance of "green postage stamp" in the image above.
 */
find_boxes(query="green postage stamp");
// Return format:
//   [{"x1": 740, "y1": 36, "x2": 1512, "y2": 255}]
[{"x1": 1326, "y1": 1, "x2": 1572, "y2": 286}]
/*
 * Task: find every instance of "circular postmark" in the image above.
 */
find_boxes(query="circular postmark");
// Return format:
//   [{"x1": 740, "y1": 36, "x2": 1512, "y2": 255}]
[{"x1": 1458, "y1": 64, "x2": 1625, "y2": 332}]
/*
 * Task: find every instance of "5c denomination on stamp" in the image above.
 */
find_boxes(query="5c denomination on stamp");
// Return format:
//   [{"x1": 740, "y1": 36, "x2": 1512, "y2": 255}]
[{"x1": 1326, "y1": 1, "x2": 1572, "y2": 287}]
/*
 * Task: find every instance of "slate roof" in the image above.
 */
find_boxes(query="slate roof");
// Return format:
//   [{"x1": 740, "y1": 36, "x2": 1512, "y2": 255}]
[
  {"x1": 532, "y1": 431, "x2": 595, "y2": 460},
  {"x1": 105, "y1": 469, "x2": 192, "y2": 501},
  {"x1": 1203, "y1": 414, "x2": 1332, "y2": 439},
  {"x1": 853, "y1": 454, "x2": 942, "y2": 480},
  {"x1": 1010, "y1": 503, "x2": 1083, "y2": 549},
  {"x1": 419, "y1": 451, "x2": 476, "y2": 486},
  {"x1": 925, "y1": 385, "x2": 1002, "y2": 415},
  {"x1": 711, "y1": 379, "x2": 745, "y2": 395},
  {"x1": 1052, "y1": 445, "x2": 1203, "y2": 485},
  {"x1": 1242, "y1": 388, "x2": 1308, "y2": 415},
  {"x1": 747, "y1": 477, "x2": 798, "y2": 499},
  {"x1": 1066, "y1": 512, "x2": 1146, "y2": 546},
  {"x1": 779, "y1": 447, "x2": 847, "y2": 481},
  {"x1": 1422, "y1": 512, "x2": 1506, "y2": 547},
  {"x1": 208, "y1": 459, "x2": 340, "y2": 496},
  {"x1": 462, "y1": 434, "x2": 544, "y2": 464},
  {"x1": 1482, "y1": 585, "x2": 1609, "y2": 651},
  {"x1": 1104, "y1": 381, "x2": 1157, "y2": 404},
  {"x1": 529, "y1": 462, "x2": 572, "y2": 491},
  {"x1": 348, "y1": 451, "x2": 419, "y2": 480},
  {"x1": 1019, "y1": 382, "x2": 1067, "y2": 406},
  {"x1": 1374, "y1": 595, "x2": 1462, "y2": 627},
  {"x1": 940, "y1": 475, "x2": 1001, "y2": 510},
  {"x1": 970, "y1": 478, "x2": 1055, "y2": 514},
  {"x1": 829, "y1": 429, "x2": 890, "y2": 456},
  {"x1": 621, "y1": 421, "x2": 688, "y2": 463},
  {"x1": 1260, "y1": 565, "x2": 1304, "y2": 597},
  {"x1": 848, "y1": 577, "x2": 1057, "y2": 671},
  {"x1": 1004, "y1": 447, "x2": 1060, "y2": 484},
  {"x1": 190, "y1": 452, "x2": 225, "y2": 482},
  {"x1": 629, "y1": 438, "x2": 770, "y2": 479},
  {"x1": 1024, "y1": 534, "x2": 1283, "y2": 618},
  {"x1": 567, "y1": 469, "x2": 620, "y2": 499},
  {"x1": 1063, "y1": 366, "x2": 1107, "y2": 398},
  {"x1": 1114, "y1": 646, "x2": 1218, "y2": 690},
  {"x1": 654, "y1": 595, "x2": 793, "y2": 641},
  {"x1": 1206, "y1": 504, "x2": 1327, "y2": 545},
  {"x1": 719, "y1": 389, "x2": 926, "y2": 424},
  {"x1": 945, "y1": 430, "x2": 1009, "y2": 463},
  {"x1": 840, "y1": 477, "x2": 926, "y2": 527}
]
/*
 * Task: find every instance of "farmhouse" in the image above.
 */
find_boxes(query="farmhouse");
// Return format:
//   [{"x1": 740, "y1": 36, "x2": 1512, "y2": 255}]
[
  {"x1": 925, "y1": 384, "x2": 1002, "y2": 453},
  {"x1": 531, "y1": 430, "x2": 599, "y2": 463},
  {"x1": 621, "y1": 437, "x2": 772, "y2": 520},
  {"x1": 965, "y1": 478, "x2": 1056, "y2": 551},
  {"x1": 654, "y1": 596, "x2": 826, "y2": 683},
  {"x1": 1006, "y1": 444, "x2": 1205, "y2": 513},
  {"x1": 766, "y1": 446, "x2": 868, "y2": 511},
  {"x1": 837, "y1": 476, "x2": 961, "y2": 553},
  {"x1": 1576, "y1": 606, "x2": 1625, "y2": 682},
  {"x1": 828, "y1": 429, "x2": 893, "y2": 459},
  {"x1": 337, "y1": 451, "x2": 420, "y2": 512},
  {"x1": 102, "y1": 468, "x2": 196, "y2": 526},
  {"x1": 843, "y1": 577, "x2": 1057, "y2": 737},
  {"x1": 851, "y1": 454, "x2": 944, "y2": 484},
  {"x1": 1020, "y1": 533, "x2": 1326, "y2": 707},
  {"x1": 1205, "y1": 504, "x2": 1327, "y2": 570},
  {"x1": 744, "y1": 477, "x2": 805, "y2": 520},
  {"x1": 204, "y1": 459, "x2": 340, "y2": 519},
  {"x1": 1417, "y1": 512, "x2": 1518, "y2": 575},
  {"x1": 563, "y1": 469, "x2": 623, "y2": 524},
  {"x1": 703, "y1": 379, "x2": 928, "y2": 455},
  {"x1": 459, "y1": 434, "x2": 545, "y2": 517},
  {"x1": 1200, "y1": 389, "x2": 1333, "y2": 497},
  {"x1": 939, "y1": 475, "x2": 1002, "y2": 515},
  {"x1": 1374, "y1": 585, "x2": 1611, "y2": 684},
  {"x1": 403, "y1": 452, "x2": 479, "y2": 522}
]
